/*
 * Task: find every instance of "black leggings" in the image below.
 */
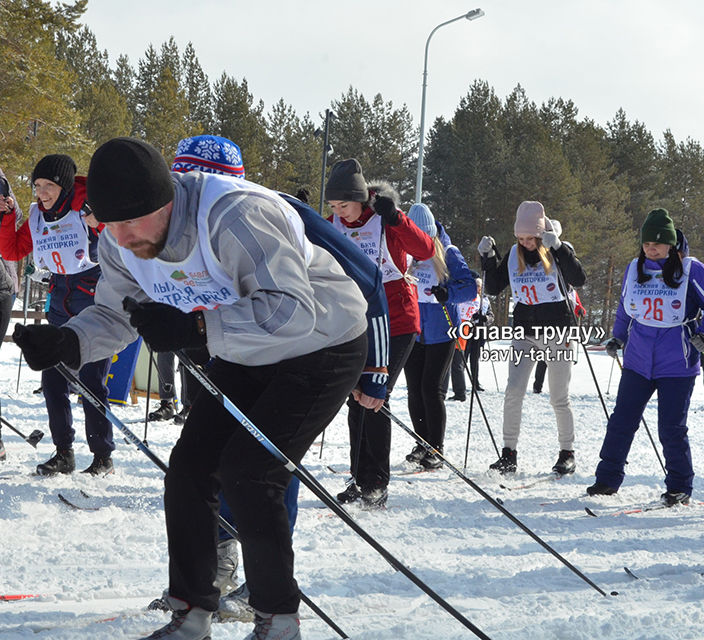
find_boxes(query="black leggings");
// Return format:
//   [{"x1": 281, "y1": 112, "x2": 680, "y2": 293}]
[
  {"x1": 404, "y1": 340, "x2": 455, "y2": 450},
  {"x1": 346, "y1": 332, "x2": 417, "y2": 489}
]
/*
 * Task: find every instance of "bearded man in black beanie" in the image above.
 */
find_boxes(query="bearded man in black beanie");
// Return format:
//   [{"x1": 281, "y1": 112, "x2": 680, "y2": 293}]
[
  {"x1": 13, "y1": 137, "x2": 368, "y2": 640},
  {"x1": 0, "y1": 154, "x2": 114, "y2": 476}
]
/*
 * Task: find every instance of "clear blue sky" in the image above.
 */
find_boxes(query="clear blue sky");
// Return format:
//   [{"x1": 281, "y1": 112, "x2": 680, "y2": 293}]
[{"x1": 82, "y1": 0, "x2": 704, "y2": 144}]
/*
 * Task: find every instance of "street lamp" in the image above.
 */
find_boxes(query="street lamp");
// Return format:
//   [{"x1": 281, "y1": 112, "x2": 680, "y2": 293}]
[
  {"x1": 315, "y1": 109, "x2": 336, "y2": 215},
  {"x1": 414, "y1": 8, "x2": 484, "y2": 203}
]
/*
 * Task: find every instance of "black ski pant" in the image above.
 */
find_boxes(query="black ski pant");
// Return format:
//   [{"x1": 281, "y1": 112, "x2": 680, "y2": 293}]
[
  {"x1": 42, "y1": 357, "x2": 113, "y2": 457},
  {"x1": 440, "y1": 339, "x2": 485, "y2": 399},
  {"x1": 165, "y1": 333, "x2": 366, "y2": 615},
  {"x1": 404, "y1": 339, "x2": 455, "y2": 451},
  {"x1": 155, "y1": 351, "x2": 176, "y2": 400},
  {"x1": 155, "y1": 346, "x2": 210, "y2": 404},
  {"x1": 0, "y1": 293, "x2": 13, "y2": 352},
  {"x1": 346, "y1": 332, "x2": 416, "y2": 491}
]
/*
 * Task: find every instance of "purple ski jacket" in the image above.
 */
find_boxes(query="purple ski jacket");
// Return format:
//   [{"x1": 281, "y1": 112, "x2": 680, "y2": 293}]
[{"x1": 613, "y1": 256, "x2": 704, "y2": 379}]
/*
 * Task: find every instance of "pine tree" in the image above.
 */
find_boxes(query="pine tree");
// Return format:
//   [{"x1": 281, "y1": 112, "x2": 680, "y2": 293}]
[
  {"x1": 113, "y1": 54, "x2": 138, "y2": 134},
  {"x1": 291, "y1": 112, "x2": 325, "y2": 207},
  {"x1": 329, "y1": 87, "x2": 373, "y2": 170},
  {"x1": 606, "y1": 109, "x2": 660, "y2": 228},
  {"x1": 212, "y1": 74, "x2": 267, "y2": 182},
  {"x1": 182, "y1": 42, "x2": 212, "y2": 132},
  {"x1": 159, "y1": 36, "x2": 181, "y2": 84},
  {"x1": 657, "y1": 130, "x2": 704, "y2": 257},
  {"x1": 424, "y1": 80, "x2": 508, "y2": 266},
  {"x1": 143, "y1": 66, "x2": 192, "y2": 157},
  {"x1": 261, "y1": 102, "x2": 321, "y2": 198},
  {"x1": 549, "y1": 114, "x2": 634, "y2": 328},
  {"x1": 82, "y1": 81, "x2": 132, "y2": 146},
  {"x1": 0, "y1": 0, "x2": 88, "y2": 202},
  {"x1": 55, "y1": 24, "x2": 130, "y2": 147},
  {"x1": 133, "y1": 45, "x2": 161, "y2": 138},
  {"x1": 329, "y1": 87, "x2": 416, "y2": 208}
]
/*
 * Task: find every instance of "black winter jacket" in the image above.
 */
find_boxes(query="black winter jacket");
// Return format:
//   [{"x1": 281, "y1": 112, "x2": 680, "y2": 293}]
[{"x1": 482, "y1": 243, "x2": 586, "y2": 330}]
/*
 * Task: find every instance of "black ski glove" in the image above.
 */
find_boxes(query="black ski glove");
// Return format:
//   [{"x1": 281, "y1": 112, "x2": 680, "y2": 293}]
[
  {"x1": 373, "y1": 195, "x2": 401, "y2": 226},
  {"x1": 430, "y1": 285, "x2": 449, "y2": 304},
  {"x1": 472, "y1": 311, "x2": 488, "y2": 326},
  {"x1": 605, "y1": 337, "x2": 623, "y2": 358},
  {"x1": 690, "y1": 333, "x2": 704, "y2": 353},
  {"x1": 13, "y1": 324, "x2": 81, "y2": 370},
  {"x1": 123, "y1": 297, "x2": 207, "y2": 352}
]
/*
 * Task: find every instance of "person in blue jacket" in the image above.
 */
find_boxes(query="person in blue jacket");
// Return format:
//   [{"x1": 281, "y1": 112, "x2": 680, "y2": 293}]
[
  {"x1": 403, "y1": 203, "x2": 476, "y2": 469},
  {"x1": 588, "y1": 210, "x2": 704, "y2": 505}
]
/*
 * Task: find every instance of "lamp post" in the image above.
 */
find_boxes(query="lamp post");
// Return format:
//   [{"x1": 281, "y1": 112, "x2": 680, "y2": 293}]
[
  {"x1": 317, "y1": 109, "x2": 335, "y2": 215},
  {"x1": 414, "y1": 8, "x2": 484, "y2": 203}
]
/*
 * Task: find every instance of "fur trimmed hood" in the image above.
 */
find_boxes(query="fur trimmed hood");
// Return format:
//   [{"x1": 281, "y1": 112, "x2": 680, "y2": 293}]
[{"x1": 367, "y1": 180, "x2": 400, "y2": 207}]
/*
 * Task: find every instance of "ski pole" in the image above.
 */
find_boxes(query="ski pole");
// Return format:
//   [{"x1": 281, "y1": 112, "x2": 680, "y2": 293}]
[
  {"x1": 606, "y1": 356, "x2": 615, "y2": 395},
  {"x1": 463, "y1": 348, "x2": 475, "y2": 469},
  {"x1": 441, "y1": 304, "x2": 500, "y2": 458},
  {"x1": 0, "y1": 407, "x2": 43, "y2": 448},
  {"x1": 483, "y1": 340, "x2": 501, "y2": 392},
  {"x1": 579, "y1": 340, "x2": 611, "y2": 420},
  {"x1": 547, "y1": 235, "x2": 611, "y2": 421},
  {"x1": 15, "y1": 275, "x2": 31, "y2": 393},
  {"x1": 615, "y1": 355, "x2": 666, "y2": 474},
  {"x1": 317, "y1": 427, "x2": 325, "y2": 459},
  {"x1": 350, "y1": 406, "x2": 366, "y2": 483},
  {"x1": 479, "y1": 256, "x2": 502, "y2": 393},
  {"x1": 144, "y1": 346, "x2": 154, "y2": 443},
  {"x1": 53, "y1": 362, "x2": 349, "y2": 640},
  {"x1": 381, "y1": 405, "x2": 611, "y2": 598},
  {"x1": 544, "y1": 228, "x2": 603, "y2": 402},
  {"x1": 173, "y1": 349, "x2": 492, "y2": 639}
]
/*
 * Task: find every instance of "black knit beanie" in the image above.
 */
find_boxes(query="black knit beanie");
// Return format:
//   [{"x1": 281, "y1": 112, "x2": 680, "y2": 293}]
[
  {"x1": 324, "y1": 158, "x2": 368, "y2": 202},
  {"x1": 87, "y1": 137, "x2": 174, "y2": 222},
  {"x1": 31, "y1": 154, "x2": 76, "y2": 193},
  {"x1": 640, "y1": 208, "x2": 676, "y2": 246}
]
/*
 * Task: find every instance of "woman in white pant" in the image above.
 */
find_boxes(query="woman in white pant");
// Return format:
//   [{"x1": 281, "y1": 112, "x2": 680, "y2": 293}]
[{"x1": 478, "y1": 201, "x2": 586, "y2": 475}]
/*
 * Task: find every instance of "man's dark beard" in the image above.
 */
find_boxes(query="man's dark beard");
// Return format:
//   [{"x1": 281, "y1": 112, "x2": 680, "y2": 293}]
[{"x1": 128, "y1": 235, "x2": 167, "y2": 260}]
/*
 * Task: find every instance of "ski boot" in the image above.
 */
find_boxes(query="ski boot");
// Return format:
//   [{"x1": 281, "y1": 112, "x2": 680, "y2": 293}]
[
  {"x1": 489, "y1": 447, "x2": 517, "y2": 474},
  {"x1": 37, "y1": 448, "x2": 75, "y2": 475}
]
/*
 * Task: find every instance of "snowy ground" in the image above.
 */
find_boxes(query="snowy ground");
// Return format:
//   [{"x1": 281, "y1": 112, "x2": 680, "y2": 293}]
[{"x1": 1, "y1": 336, "x2": 704, "y2": 640}]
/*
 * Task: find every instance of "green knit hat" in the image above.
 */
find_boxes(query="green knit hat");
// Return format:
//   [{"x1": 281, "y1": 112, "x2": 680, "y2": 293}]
[{"x1": 640, "y1": 208, "x2": 677, "y2": 245}]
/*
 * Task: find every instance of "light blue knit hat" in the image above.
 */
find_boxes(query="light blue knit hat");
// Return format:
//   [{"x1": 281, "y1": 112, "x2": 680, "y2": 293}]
[{"x1": 407, "y1": 203, "x2": 437, "y2": 238}]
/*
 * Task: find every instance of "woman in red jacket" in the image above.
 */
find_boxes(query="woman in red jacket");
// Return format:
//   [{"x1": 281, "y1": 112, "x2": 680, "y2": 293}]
[
  {"x1": 0, "y1": 155, "x2": 113, "y2": 476},
  {"x1": 325, "y1": 158, "x2": 434, "y2": 508}
]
